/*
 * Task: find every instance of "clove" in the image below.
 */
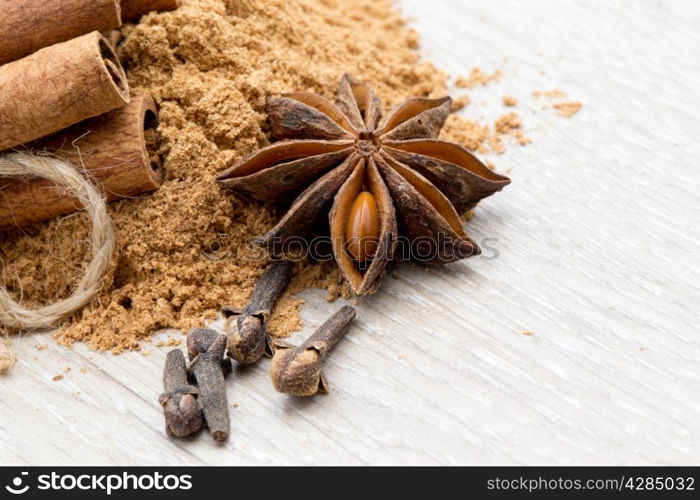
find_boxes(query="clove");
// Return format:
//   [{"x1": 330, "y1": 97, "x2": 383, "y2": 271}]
[
  {"x1": 270, "y1": 305, "x2": 356, "y2": 396},
  {"x1": 187, "y1": 328, "x2": 230, "y2": 442},
  {"x1": 158, "y1": 349, "x2": 203, "y2": 438},
  {"x1": 222, "y1": 259, "x2": 293, "y2": 364}
]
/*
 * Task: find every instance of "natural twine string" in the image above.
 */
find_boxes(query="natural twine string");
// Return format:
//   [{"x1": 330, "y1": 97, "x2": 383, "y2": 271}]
[{"x1": 0, "y1": 152, "x2": 115, "y2": 330}]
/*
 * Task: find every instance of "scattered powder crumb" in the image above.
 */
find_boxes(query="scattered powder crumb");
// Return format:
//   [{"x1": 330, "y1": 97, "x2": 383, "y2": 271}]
[
  {"x1": 494, "y1": 112, "x2": 521, "y2": 134},
  {"x1": 502, "y1": 95, "x2": 517, "y2": 107},
  {"x1": 493, "y1": 112, "x2": 531, "y2": 149},
  {"x1": 156, "y1": 336, "x2": 182, "y2": 347},
  {"x1": 553, "y1": 101, "x2": 582, "y2": 117},
  {"x1": 520, "y1": 329, "x2": 535, "y2": 337},
  {"x1": 36, "y1": 343, "x2": 48, "y2": 351},
  {"x1": 488, "y1": 134, "x2": 505, "y2": 154},
  {"x1": 455, "y1": 68, "x2": 502, "y2": 88},
  {"x1": 232, "y1": 403, "x2": 239, "y2": 408},
  {"x1": 533, "y1": 89, "x2": 566, "y2": 99},
  {"x1": 534, "y1": 89, "x2": 580, "y2": 117},
  {"x1": 141, "y1": 349, "x2": 151, "y2": 356},
  {"x1": 514, "y1": 130, "x2": 532, "y2": 145},
  {"x1": 444, "y1": 111, "x2": 530, "y2": 155},
  {"x1": 52, "y1": 374, "x2": 64, "y2": 382},
  {"x1": 64, "y1": 367, "x2": 71, "y2": 373},
  {"x1": 80, "y1": 367, "x2": 87, "y2": 374},
  {"x1": 0, "y1": 339, "x2": 16, "y2": 374},
  {"x1": 450, "y1": 95, "x2": 470, "y2": 111},
  {"x1": 392, "y1": 271, "x2": 400, "y2": 280},
  {"x1": 398, "y1": 353, "x2": 405, "y2": 359}
]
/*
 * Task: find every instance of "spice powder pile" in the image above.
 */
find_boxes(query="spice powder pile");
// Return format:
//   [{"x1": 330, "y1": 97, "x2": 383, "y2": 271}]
[{"x1": 0, "y1": 0, "x2": 520, "y2": 352}]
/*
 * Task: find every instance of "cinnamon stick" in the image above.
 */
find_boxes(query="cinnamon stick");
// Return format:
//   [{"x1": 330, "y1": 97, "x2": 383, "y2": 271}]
[
  {"x1": 0, "y1": 0, "x2": 122, "y2": 65},
  {"x1": 121, "y1": 0, "x2": 180, "y2": 22},
  {"x1": 0, "y1": 96, "x2": 163, "y2": 230},
  {"x1": 103, "y1": 30, "x2": 124, "y2": 49},
  {"x1": 0, "y1": 31, "x2": 130, "y2": 151}
]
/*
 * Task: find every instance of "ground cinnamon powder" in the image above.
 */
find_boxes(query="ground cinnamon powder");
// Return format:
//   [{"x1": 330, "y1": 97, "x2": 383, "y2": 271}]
[{"x1": 0, "y1": 0, "x2": 531, "y2": 353}]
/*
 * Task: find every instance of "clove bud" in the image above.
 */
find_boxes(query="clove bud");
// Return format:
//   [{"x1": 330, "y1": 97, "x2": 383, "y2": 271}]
[
  {"x1": 270, "y1": 305, "x2": 356, "y2": 396},
  {"x1": 187, "y1": 329, "x2": 230, "y2": 443},
  {"x1": 158, "y1": 349, "x2": 203, "y2": 438},
  {"x1": 223, "y1": 259, "x2": 293, "y2": 364}
]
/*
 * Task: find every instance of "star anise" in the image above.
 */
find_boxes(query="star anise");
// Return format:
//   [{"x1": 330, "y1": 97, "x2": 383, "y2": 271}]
[{"x1": 217, "y1": 75, "x2": 510, "y2": 295}]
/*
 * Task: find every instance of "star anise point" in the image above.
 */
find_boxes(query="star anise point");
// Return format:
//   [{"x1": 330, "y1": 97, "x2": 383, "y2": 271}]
[{"x1": 217, "y1": 75, "x2": 510, "y2": 295}]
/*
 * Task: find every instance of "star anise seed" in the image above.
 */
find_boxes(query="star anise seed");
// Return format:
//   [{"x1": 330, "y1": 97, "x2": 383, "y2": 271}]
[{"x1": 217, "y1": 74, "x2": 510, "y2": 295}]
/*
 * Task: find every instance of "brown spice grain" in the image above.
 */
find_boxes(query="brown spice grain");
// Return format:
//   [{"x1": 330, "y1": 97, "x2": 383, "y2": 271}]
[
  {"x1": 514, "y1": 131, "x2": 532, "y2": 145},
  {"x1": 554, "y1": 102, "x2": 582, "y2": 117},
  {"x1": 533, "y1": 89, "x2": 566, "y2": 99},
  {"x1": 455, "y1": 68, "x2": 502, "y2": 88},
  {"x1": 502, "y1": 95, "x2": 517, "y2": 107},
  {"x1": 494, "y1": 112, "x2": 522, "y2": 134}
]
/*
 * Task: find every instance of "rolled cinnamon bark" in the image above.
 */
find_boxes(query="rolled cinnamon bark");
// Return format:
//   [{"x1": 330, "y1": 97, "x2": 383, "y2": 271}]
[
  {"x1": 121, "y1": 0, "x2": 180, "y2": 22},
  {"x1": 0, "y1": 32, "x2": 130, "y2": 151},
  {"x1": 0, "y1": 96, "x2": 163, "y2": 230},
  {"x1": 0, "y1": 0, "x2": 122, "y2": 65},
  {"x1": 103, "y1": 30, "x2": 124, "y2": 49}
]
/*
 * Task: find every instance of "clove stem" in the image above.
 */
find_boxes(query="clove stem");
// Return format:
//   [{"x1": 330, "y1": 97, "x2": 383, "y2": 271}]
[
  {"x1": 270, "y1": 305, "x2": 356, "y2": 396},
  {"x1": 223, "y1": 259, "x2": 293, "y2": 364},
  {"x1": 158, "y1": 349, "x2": 203, "y2": 438},
  {"x1": 187, "y1": 329, "x2": 230, "y2": 443}
]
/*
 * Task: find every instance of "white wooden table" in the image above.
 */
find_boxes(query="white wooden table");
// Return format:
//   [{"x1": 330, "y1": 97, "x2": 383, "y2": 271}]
[{"x1": 2, "y1": 0, "x2": 699, "y2": 465}]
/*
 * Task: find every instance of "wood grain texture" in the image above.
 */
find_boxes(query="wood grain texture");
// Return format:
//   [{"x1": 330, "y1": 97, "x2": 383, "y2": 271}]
[
  {"x1": 1, "y1": 0, "x2": 699, "y2": 465},
  {"x1": 0, "y1": 0, "x2": 121, "y2": 65}
]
